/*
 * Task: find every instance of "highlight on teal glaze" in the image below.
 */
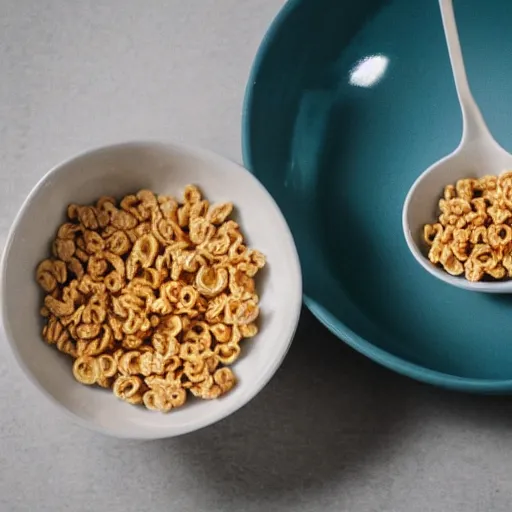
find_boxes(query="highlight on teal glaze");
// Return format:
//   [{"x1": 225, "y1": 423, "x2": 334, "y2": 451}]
[
  {"x1": 348, "y1": 54, "x2": 389, "y2": 87},
  {"x1": 242, "y1": 0, "x2": 512, "y2": 392}
]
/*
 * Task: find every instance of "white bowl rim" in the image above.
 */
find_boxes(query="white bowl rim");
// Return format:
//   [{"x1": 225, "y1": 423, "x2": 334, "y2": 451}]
[{"x1": 0, "y1": 139, "x2": 303, "y2": 439}]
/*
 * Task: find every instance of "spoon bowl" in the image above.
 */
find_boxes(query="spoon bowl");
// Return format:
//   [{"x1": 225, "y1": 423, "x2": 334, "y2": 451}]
[{"x1": 403, "y1": 0, "x2": 512, "y2": 292}]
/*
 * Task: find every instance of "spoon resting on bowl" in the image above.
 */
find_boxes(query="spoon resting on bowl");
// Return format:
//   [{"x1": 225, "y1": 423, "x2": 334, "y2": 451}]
[{"x1": 403, "y1": 0, "x2": 512, "y2": 293}]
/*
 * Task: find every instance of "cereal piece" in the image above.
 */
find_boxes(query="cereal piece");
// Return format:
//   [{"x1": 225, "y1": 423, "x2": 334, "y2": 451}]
[
  {"x1": 488, "y1": 201, "x2": 511, "y2": 225},
  {"x1": 126, "y1": 233, "x2": 159, "y2": 279},
  {"x1": 36, "y1": 260, "x2": 67, "y2": 293},
  {"x1": 73, "y1": 356, "x2": 99, "y2": 385},
  {"x1": 113, "y1": 375, "x2": 145, "y2": 405},
  {"x1": 207, "y1": 203, "x2": 233, "y2": 225},
  {"x1": 214, "y1": 343, "x2": 241, "y2": 365},
  {"x1": 487, "y1": 224, "x2": 512, "y2": 248},
  {"x1": 213, "y1": 367, "x2": 236, "y2": 394},
  {"x1": 439, "y1": 245, "x2": 464, "y2": 276},
  {"x1": 423, "y1": 224, "x2": 443, "y2": 246},
  {"x1": 53, "y1": 238, "x2": 76, "y2": 262},
  {"x1": 444, "y1": 184, "x2": 456, "y2": 200},
  {"x1": 195, "y1": 265, "x2": 228, "y2": 297},
  {"x1": 44, "y1": 294, "x2": 75, "y2": 317},
  {"x1": 464, "y1": 258, "x2": 484, "y2": 282},
  {"x1": 97, "y1": 354, "x2": 117, "y2": 378},
  {"x1": 439, "y1": 198, "x2": 471, "y2": 227}
]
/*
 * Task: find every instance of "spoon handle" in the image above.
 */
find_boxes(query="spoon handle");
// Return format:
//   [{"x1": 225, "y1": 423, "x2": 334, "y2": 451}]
[{"x1": 439, "y1": 0, "x2": 491, "y2": 143}]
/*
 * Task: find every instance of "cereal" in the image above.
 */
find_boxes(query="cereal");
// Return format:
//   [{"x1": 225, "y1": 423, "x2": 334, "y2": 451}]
[
  {"x1": 423, "y1": 174, "x2": 512, "y2": 282},
  {"x1": 35, "y1": 187, "x2": 265, "y2": 412}
]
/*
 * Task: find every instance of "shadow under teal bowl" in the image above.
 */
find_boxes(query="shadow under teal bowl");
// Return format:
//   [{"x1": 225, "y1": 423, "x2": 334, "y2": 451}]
[{"x1": 242, "y1": 0, "x2": 512, "y2": 392}]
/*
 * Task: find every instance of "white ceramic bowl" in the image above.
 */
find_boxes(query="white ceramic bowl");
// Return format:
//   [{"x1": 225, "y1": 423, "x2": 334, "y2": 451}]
[{"x1": 1, "y1": 141, "x2": 302, "y2": 439}]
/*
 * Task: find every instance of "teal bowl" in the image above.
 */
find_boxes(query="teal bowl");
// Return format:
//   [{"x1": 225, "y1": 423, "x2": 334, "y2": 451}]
[{"x1": 242, "y1": 0, "x2": 512, "y2": 392}]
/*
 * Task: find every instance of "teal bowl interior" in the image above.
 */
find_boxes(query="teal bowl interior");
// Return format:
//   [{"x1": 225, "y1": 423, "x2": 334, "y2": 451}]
[{"x1": 242, "y1": 0, "x2": 512, "y2": 391}]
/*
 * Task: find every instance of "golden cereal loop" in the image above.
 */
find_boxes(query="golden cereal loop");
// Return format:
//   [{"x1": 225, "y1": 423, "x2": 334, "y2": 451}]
[
  {"x1": 179, "y1": 285, "x2": 199, "y2": 309},
  {"x1": 139, "y1": 351, "x2": 166, "y2": 377},
  {"x1": 207, "y1": 202, "x2": 233, "y2": 225},
  {"x1": 214, "y1": 342, "x2": 241, "y2": 365},
  {"x1": 87, "y1": 254, "x2": 108, "y2": 281},
  {"x1": 143, "y1": 389, "x2": 172, "y2": 412},
  {"x1": 210, "y1": 323, "x2": 231, "y2": 343},
  {"x1": 141, "y1": 268, "x2": 165, "y2": 289},
  {"x1": 118, "y1": 351, "x2": 141, "y2": 375},
  {"x1": 455, "y1": 178, "x2": 478, "y2": 202},
  {"x1": 53, "y1": 238, "x2": 76, "y2": 262},
  {"x1": 44, "y1": 294, "x2": 75, "y2": 318},
  {"x1": 205, "y1": 232, "x2": 231, "y2": 256},
  {"x1": 152, "y1": 332, "x2": 179, "y2": 358},
  {"x1": 229, "y1": 268, "x2": 256, "y2": 300},
  {"x1": 224, "y1": 298, "x2": 259, "y2": 326},
  {"x1": 68, "y1": 257, "x2": 85, "y2": 280},
  {"x1": 488, "y1": 224, "x2": 512, "y2": 248},
  {"x1": 503, "y1": 253, "x2": 512, "y2": 277},
  {"x1": 97, "y1": 354, "x2": 117, "y2": 378},
  {"x1": 165, "y1": 387, "x2": 185, "y2": 408},
  {"x1": 84, "y1": 230, "x2": 105, "y2": 254},
  {"x1": 57, "y1": 222, "x2": 81, "y2": 240},
  {"x1": 76, "y1": 323, "x2": 101, "y2": 340},
  {"x1": 122, "y1": 334, "x2": 144, "y2": 350},
  {"x1": 189, "y1": 217, "x2": 214, "y2": 245},
  {"x1": 43, "y1": 316, "x2": 66, "y2": 344},
  {"x1": 71, "y1": 206, "x2": 98, "y2": 230},
  {"x1": 229, "y1": 325, "x2": 243, "y2": 344},
  {"x1": 111, "y1": 209, "x2": 138, "y2": 231},
  {"x1": 195, "y1": 265, "x2": 228, "y2": 298},
  {"x1": 240, "y1": 323, "x2": 258, "y2": 338},
  {"x1": 104, "y1": 271, "x2": 124, "y2": 293},
  {"x1": 82, "y1": 294, "x2": 107, "y2": 324},
  {"x1": 205, "y1": 293, "x2": 228, "y2": 323},
  {"x1": 57, "y1": 337, "x2": 77, "y2": 358},
  {"x1": 122, "y1": 309, "x2": 145, "y2": 335},
  {"x1": 177, "y1": 203, "x2": 191, "y2": 227},
  {"x1": 73, "y1": 356, "x2": 100, "y2": 385},
  {"x1": 150, "y1": 296, "x2": 173, "y2": 316},
  {"x1": 183, "y1": 184, "x2": 202, "y2": 204},
  {"x1": 165, "y1": 356, "x2": 182, "y2": 373},
  {"x1": 77, "y1": 275, "x2": 105, "y2": 296},
  {"x1": 423, "y1": 224, "x2": 443, "y2": 246},
  {"x1": 113, "y1": 376, "x2": 144, "y2": 405},
  {"x1": 190, "y1": 376, "x2": 222, "y2": 400},
  {"x1": 439, "y1": 245, "x2": 463, "y2": 276},
  {"x1": 464, "y1": 258, "x2": 484, "y2": 282},
  {"x1": 106, "y1": 230, "x2": 131, "y2": 256},
  {"x1": 471, "y1": 243, "x2": 499, "y2": 271},
  {"x1": 36, "y1": 260, "x2": 67, "y2": 293},
  {"x1": 159, "y1": 314, "x2": 183, "y2": 336},
  {"x1": 77, "y1": 325, "x2": 113, "y2": 357},
  {"x1": 487, "y1": 264, "x2": 506, "y2": 280},
  {"x1": 488, "y1": 201, "x2": 511, "y2": 225},
  {"x1": 214, "y1": 367, "x2": 236, "y2": 394},
  {"x1": 126, "y1": 233, "x2": 159, "y2": 279},
  {"x1": 158, "y1": 195, "x2": 179, "y2": 221},
  {"x1": 443, "y1": 184, "x2": 456, "y2": 200}
]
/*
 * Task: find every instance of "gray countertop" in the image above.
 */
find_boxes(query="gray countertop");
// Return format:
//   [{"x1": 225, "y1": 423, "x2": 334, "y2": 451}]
[{"x1": 2, "y1": 1, "x2": 512, "y2": 511}]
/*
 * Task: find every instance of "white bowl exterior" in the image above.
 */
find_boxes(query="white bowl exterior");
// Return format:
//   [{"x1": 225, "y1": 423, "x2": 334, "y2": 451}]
[{"x1": 1, "y1": 141, "x2": 302, "y2": 438}]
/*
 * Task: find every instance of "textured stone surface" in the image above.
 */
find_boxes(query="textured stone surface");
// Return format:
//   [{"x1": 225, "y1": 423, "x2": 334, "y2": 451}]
[{"x1": 1, "y1": 1, "x2": 512, "y2": 511}]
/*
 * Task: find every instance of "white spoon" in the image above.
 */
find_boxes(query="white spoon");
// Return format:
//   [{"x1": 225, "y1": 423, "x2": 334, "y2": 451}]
[{"x1": 403, "y1": 0, "x2": 512, "y2": 293}]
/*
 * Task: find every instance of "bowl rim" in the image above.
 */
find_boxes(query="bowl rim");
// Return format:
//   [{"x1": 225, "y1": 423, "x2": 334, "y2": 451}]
[
  {"x1": 241, "y1": 0, "x2": 512, "y2": 393},
  {"x1": 0, "y1": 139, "x2": 303, "y2": 438}
]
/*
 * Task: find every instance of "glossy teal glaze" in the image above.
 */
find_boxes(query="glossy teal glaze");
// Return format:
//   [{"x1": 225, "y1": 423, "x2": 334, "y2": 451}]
[{"x1": 242, "y1": 0, "x2": 512, "y2": 391}]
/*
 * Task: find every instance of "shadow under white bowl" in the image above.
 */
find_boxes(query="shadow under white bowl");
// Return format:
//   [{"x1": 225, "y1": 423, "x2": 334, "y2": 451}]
[{"x1": 0, "y1": 141, "x2": 302, "y2": 439}]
